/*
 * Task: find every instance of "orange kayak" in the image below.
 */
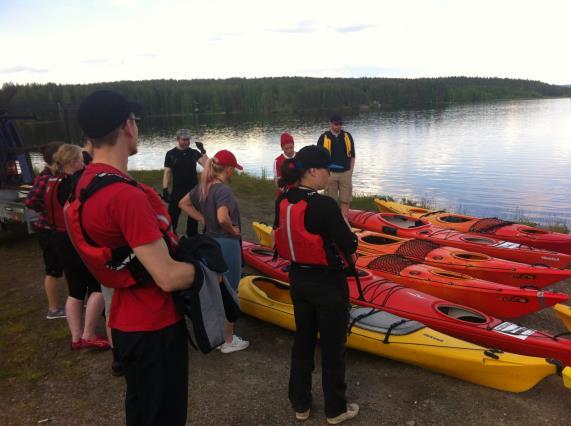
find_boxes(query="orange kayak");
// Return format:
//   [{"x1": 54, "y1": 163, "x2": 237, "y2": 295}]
[
  {"x1": 354, "y1": 229, "x2": 571, "y2": 288},
  {"x1": 374, "y1": 198, "x2": 571, "y2": 255},
  {"x1": 355, "y1": 253, "x2": 568, "y2": 318},
  {"x1": 347, "y1": 210, "x2": 571, "y2": 269}
]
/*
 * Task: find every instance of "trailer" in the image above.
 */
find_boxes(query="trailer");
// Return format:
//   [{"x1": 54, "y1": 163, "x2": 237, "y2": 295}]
[{"x1": 0, "y1": 112, "x2": 38, "y2": 234}]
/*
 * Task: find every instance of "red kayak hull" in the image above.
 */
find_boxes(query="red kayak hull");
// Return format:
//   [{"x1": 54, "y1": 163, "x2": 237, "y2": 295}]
[
  {"x1": 408, "y1": 212, "x2": 571, "y2": 255},
  {"x1": 355, "y1": 229, "x2": 571, "y2": 288},
  {"x1": 355, "y1": 253, "x2": 568, "y2": 318},
  {"x1": 348, "y1": 210, "x2": 571, "y2": 269},
  {"x1": 242, "y1": 241, "x2": 571, "y2": 365}
]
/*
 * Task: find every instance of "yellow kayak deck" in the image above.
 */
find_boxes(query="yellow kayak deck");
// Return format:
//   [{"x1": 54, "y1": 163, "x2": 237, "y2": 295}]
[{"x1": 239, "y1": 275, "x2": 570, "y2": 393}]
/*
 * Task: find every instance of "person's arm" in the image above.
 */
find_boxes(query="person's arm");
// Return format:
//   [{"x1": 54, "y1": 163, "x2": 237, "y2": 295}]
[
  {"x1": 273, "y1": 158, "x2": 280, "y2": 186},
  {"x1": 349, "y1": 132, "x2": 356, "y2": 174},
  {"x1": 316, "y1": 133, "x2": 325, "y2": 146},
  {"x1": 216, "y1": 206, "x2": 240, "y2": 236},
  {"x1": 162, "y1": 167, "x2": 172, "y2": 191},
  {"x1": 133, "y1": 238, "x2": 195, "y2": 292},
  {"x1": 309, "y1": 197, "x2": 357, "y2": 254},
  {"x1": 179, "y1": 192, "x2": 204, "y2": 223},
  {"x1": 197, "y1": 154, "x2": 208, "y2": 167},
  {"x1": 24, "y1": 173, "x2": 48, "y2": 212}
]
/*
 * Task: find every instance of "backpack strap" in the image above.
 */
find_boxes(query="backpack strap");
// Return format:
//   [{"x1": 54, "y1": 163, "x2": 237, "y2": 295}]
[{"x1": 73, "y1": 171, "x2": 152, "y2": 284}]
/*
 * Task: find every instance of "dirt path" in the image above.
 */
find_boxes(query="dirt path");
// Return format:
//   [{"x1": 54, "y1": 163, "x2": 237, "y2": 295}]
[{"x1": 1, "y1": 198, "x2": 570, "y2": 425}]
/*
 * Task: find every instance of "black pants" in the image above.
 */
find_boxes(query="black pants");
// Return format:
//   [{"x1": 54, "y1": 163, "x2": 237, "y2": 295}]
[
  {"x1": 288, "y1": 266, "x2": 349, "y2": 418},
  {"x1": 37, "y1": 229, "x2": 63, "y2": 277},
  {"x1": 112, "y1": 320, "x2": 189, "y2": 426},
  {"x1": 169, "y1": 187, "x2": 198, "y2": 237},
  {"x1": 52, "y1": 231, "x2": 101, "y2": 300}
]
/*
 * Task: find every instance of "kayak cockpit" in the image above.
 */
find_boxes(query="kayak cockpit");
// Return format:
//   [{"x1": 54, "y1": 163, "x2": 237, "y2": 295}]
[
  {"x1": 251, "y1": 277, "x2": 292, "y2": 304},
  {"x1": 382, "y1": 214, "x2": 427, "y2": 229},
  {"x1": 436, "y1": 305, "x2": 488, "y2": 324}
]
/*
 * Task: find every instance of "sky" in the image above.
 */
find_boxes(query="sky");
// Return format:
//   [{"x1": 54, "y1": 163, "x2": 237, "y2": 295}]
[{"x1": 1, "y1": 0, "x2": 570, "y2": 86}]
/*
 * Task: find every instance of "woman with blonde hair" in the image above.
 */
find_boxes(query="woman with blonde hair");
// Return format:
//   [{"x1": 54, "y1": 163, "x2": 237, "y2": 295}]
[
  {"x1": 46, "y1": 144, "x2": 109, "y2": 349},
  {"x1": 179, "y1": 149, "x2": 249, "y2": 354}
]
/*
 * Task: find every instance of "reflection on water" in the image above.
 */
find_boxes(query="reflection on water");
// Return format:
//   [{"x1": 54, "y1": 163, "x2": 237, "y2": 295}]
[{"x1": 23, "y1": 98, "x2": 571, "y2": 225}]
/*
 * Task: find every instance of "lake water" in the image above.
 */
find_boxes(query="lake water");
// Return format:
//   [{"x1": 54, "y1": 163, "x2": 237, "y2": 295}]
[
  {"x1": 129, "y1": 98, "x2": 571, "y2": 226},
  {"x1": 26, "y1": 98, "x2": 571, "y2": 226}
]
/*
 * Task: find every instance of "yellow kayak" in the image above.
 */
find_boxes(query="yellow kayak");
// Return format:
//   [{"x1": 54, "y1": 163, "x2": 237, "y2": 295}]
[
  {"x1": 239, "y1": 275, "x2": 571, "y2": 393},
  {"x1": 555, "y1": 304, "x2": 571, "y2": 332},
  {"x1": 374, "y1": 198, "x2": 435, "y2": 215},
  {"x1": 252, "y1": 221, "x2": 274, "y2": 247}
]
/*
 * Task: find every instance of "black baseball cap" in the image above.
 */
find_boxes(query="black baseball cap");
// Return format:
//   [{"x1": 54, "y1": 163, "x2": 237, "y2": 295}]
[
  {"x1": 330, "y1": 114, "x2": 343, "y2": 123},
  {"x1": 78, "y1": 90, "x2": 141, "y2": 138},
  {"x1": 295, "y1": 145, "x2": 344, "y2": 170}
]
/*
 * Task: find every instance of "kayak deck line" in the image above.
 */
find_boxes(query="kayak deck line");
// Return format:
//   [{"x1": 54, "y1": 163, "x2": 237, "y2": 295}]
[{"x1": 240, "y1": 275, "x2": 571, "y2": 393}]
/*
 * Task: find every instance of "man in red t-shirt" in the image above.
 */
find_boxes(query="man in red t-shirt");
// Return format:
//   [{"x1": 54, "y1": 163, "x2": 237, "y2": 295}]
[
  {"x1": 71, "y1": 90, "x2": 196, "y2": 426},
  {"x1": 274, "y1": 132, "x2": 296, "y2": 192}
]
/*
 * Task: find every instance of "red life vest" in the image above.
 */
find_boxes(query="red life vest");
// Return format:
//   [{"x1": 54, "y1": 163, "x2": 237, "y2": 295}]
[
  {"x1": 63, "y1": 172, "x2": 178, "y2": 288},
  {"x1": 44, "y1": 176, "x2": 67, "y2": 232},
  {"x1": 274, "y1": 196, "x2": 329, "y2": 266}
]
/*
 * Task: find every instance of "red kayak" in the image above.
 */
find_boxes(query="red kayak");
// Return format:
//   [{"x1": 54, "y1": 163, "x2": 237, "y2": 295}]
[
  {"x1": 242, "y1": 241, "x2": 571, "y2": 365},
  {"x1": 348, "y1": 210, "x2": 571, "y2": 269},
  {"x1": 354, "y1": 229, "x2": 571, "y2": 288},
  {"x1": 355, "y1": 253, "x2": 568, "y2": 318},
  {"x1": 380, "y1": 203, "x2": 571, "y2": 255}
]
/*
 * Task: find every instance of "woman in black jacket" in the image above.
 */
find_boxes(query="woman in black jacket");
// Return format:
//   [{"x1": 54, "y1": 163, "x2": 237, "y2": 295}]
[{"x1": 273, "y1": 145, "x2": 359, "y2": 424}]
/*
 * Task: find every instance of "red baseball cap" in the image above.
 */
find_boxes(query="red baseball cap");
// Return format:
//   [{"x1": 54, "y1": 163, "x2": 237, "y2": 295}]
[
  {"x1": 213, "y1": 149, "x2": 243, "y2": 170},
  {"x1": 280, "y1": 132, "x2": 294, "y2": 148}
]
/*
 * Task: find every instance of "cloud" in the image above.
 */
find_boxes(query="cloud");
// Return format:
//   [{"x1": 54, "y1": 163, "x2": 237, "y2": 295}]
[
  {"x1": 81, "y1": 58, "x2": 115, "y2": 65},
  {"x1": 271, "y1": 20, "x2": 320, "y2": 34},
  {"x1": 0, "y1": 65, "x2": 50, "y2": 74},
  {"x1": 332, "y1": 24, "x2": 375, "y2": 33},
  {"x1": 209, "y1": 32, "x2": 243, "y2": 43}
]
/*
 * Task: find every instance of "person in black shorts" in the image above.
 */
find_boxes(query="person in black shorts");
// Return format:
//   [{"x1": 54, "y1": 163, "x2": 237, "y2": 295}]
[
  {"x1": 25, "y1": 141, "x2": 66, "y2": 319},
  {"x1": 162, "y1": 129, "x2": 207, "y2": 236},
  {"x1": 47, "y1": 144, "x2": 109, "y2": 350}
]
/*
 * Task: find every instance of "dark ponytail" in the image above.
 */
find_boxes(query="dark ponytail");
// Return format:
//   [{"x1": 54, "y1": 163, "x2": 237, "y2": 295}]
[{"x1": 278, "y1": 158, "x2": 305, "y2": 187}]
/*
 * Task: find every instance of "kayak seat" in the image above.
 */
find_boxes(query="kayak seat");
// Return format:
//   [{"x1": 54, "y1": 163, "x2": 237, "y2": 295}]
[{"x1": 350, "y1": 308, "x2": 424, "y2": 335}]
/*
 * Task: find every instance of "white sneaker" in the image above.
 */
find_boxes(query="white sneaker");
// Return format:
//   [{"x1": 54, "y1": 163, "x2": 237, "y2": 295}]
[
  {"x1": 327, "y1": 403, "x2": 359, "y2": 425},
  {"x1": 220, "y1": 335, "x2": 250, "y2": 354}
]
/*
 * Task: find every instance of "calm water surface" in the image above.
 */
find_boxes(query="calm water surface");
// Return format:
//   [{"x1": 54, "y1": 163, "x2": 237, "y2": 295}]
[
  {"x1": 25, "y1": 98, "x2": 570, "y2": 225},
  {"x1": 130, "y1": 98, "x2": 571, "y2": 225}
]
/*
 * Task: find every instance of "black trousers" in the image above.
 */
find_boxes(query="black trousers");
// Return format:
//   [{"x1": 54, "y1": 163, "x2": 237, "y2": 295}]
[
  {"x1": 288, "y1": 266, "x2": 349, "y2": 418},
  {"x1": 112, "y1": 320, "x2": 189, "y2": 426},
  {"x1": 52, "y1": 231, "x2": 101, "y2": 300},
  {"x1": 169, "y1": 187, "x2": 198, "y2": 237}
]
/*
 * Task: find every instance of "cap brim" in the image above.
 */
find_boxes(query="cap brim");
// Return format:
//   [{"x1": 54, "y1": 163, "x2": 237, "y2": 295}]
[
  {"x1": 328, "y1": 164, "x2": 345, "y2": 170},
  {"x1": 235, "y1": 164, "x2": 244, "y2": 171}
]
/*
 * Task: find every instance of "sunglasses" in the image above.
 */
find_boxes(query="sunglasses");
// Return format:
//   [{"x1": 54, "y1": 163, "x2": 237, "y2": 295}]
[{"x1": 332, "y1": 121, "x2": 343, "y2": 126}]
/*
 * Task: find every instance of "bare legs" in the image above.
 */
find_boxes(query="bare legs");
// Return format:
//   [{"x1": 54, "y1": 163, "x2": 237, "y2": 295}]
[
  {"x1": 66, "y1": 292, "x2": 105, "y2": 343},
  {"x1": 44, "y1": 275, "x2": 61, "y2": 311},
  {"x1": 340, "y1": 202, "x2": 350, "y2": 219}
]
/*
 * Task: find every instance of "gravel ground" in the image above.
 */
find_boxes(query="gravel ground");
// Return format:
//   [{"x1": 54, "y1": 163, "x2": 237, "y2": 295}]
[{"x1": 1, "y1": 203, "x2": 570, "y2": 425}]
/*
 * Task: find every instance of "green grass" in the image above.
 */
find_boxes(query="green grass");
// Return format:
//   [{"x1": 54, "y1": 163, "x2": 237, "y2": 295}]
[{"x1": 130, "y1": 170, "x2": 569, "y2": 234}]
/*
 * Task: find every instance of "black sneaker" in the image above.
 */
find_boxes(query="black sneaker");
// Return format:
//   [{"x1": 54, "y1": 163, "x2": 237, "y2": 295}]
[{"x1": 111, "y1": 361, "x2": 124, "y2": 377}]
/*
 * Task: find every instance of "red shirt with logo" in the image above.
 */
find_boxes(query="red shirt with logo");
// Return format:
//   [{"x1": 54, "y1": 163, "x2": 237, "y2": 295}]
[{"x1": 76, "y1": 163, "x2": 181, "y2": 332}]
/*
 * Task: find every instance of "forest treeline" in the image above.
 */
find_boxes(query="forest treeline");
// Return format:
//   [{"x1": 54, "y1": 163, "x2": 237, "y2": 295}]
[{"x1": 1, "y1": 76, "x2": 570, "y2": 118}]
